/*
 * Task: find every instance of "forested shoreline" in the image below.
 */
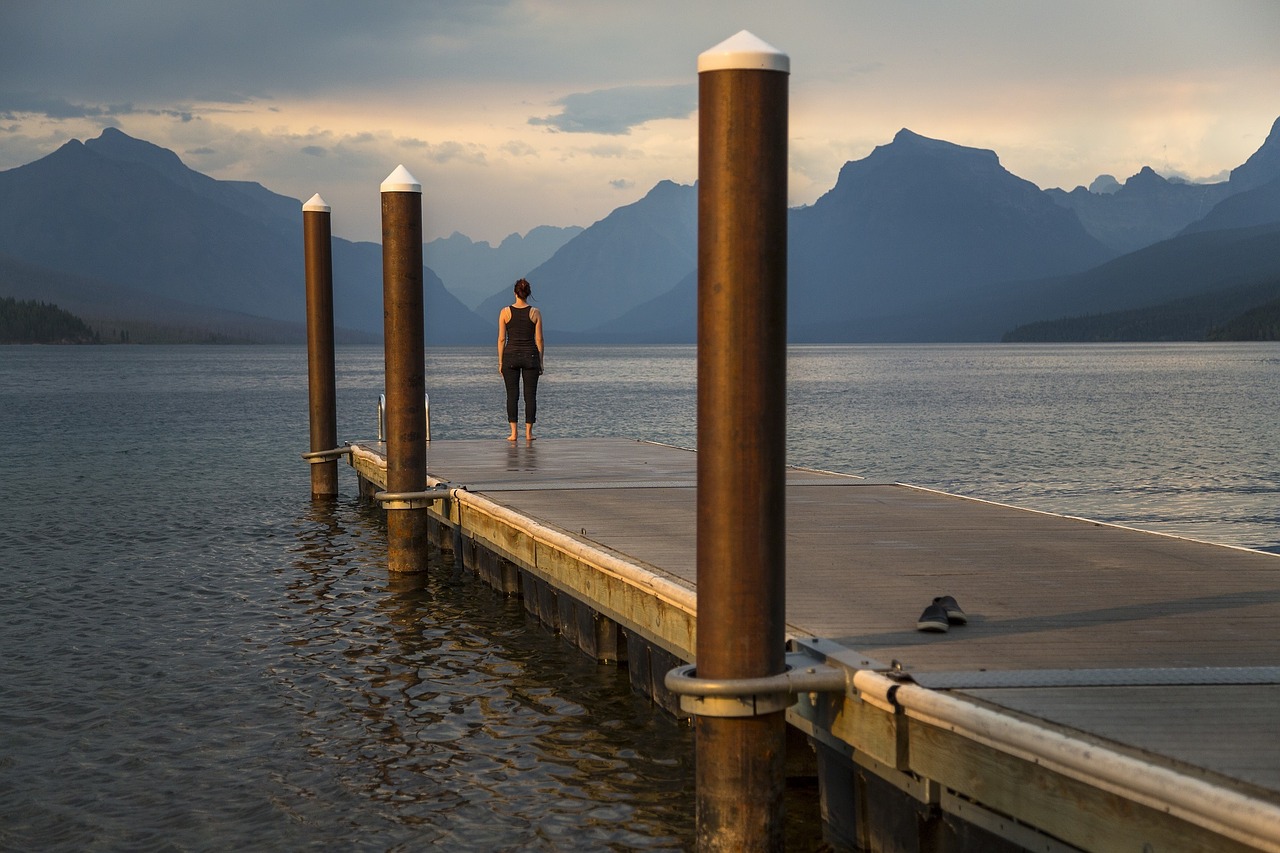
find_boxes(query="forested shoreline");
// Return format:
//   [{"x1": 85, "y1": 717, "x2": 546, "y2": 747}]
[{"x1": 0, "y1": 297, "x2": 99, "y2": 344}]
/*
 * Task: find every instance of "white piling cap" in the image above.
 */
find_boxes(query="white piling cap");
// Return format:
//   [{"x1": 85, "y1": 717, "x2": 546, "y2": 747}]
[
  {"x1": 381, "y1": 164, "x2": 422, "y2": 193},
  {"x1": 698, "y1": 30, "x2": 789, "y2": 74},
  {"x1": 302, "y1": 193, "x2": 331, "y2": 212}
]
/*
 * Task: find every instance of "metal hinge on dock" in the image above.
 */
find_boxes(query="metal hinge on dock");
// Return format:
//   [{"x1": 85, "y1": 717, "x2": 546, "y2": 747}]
[{"x1": 664, "y1": 652, "x2": 848, "y2": 718}]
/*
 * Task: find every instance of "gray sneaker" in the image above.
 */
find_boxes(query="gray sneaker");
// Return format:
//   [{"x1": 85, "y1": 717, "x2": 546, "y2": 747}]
[
  {"x1": 934, "y1": 595, "x2": 967, "y2": 625},
  {"x1": 916, "y1": 602, "x2": 949, "y2": 632}
]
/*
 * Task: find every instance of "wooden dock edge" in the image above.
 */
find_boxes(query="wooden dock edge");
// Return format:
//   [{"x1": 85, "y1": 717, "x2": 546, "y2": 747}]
[
  {"x1": 348, "y1": 445, "x2": 1280, "y2": 853},
  {"x1": 352, "y1": 443, "x2": 697, "y2": 715},
  {"x1": 788, "y1": 653, "x2": 1280, "y2": 852}
]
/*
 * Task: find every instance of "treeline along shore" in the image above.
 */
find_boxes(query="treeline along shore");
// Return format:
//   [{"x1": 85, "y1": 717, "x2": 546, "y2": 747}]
[{"x1": 0, "y1": 297, "x2": 99, "y2": 344}]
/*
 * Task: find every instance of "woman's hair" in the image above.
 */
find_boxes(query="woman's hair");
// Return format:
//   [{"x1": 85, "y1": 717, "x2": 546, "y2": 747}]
[{"x1": 513, "y1": 278, "x2": 532, "y2": 300}]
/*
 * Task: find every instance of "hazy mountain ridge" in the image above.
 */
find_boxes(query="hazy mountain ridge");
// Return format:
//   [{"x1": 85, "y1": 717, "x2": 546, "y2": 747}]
[
  {"x1": 3, "y1": 118, "x2": 1280, "y2": 344},
  {"x1": 476, "y1": 180, "x2": 696, "y2": 333},
  {"x1": 1002, "y1": 276, "x2": 1280, "y2": 342},
  {"x1": 426, "y1": 225, "x2": 583, "y2": 310},
  {"x1": 586, "y1": 121, "x2": 1280, "y2": 342},
  {"x1": 0, "y1": 251, "x2": 377, "y2": 344},
  {"x1": 1207, "y1": 296, "x2": 1280, "y2": 341},
  {"x1": 576, "y1": 129, "x2": 1118, "y2": 342},
  {"x1": 932, "y1": 222, "x2": 1280, "y2": 341},
  {"x1": 1181, "y1": 175, "x2": 1280, "y2": 235},
  {"x1": 787, "y1": 129, "x2": 1116, "y2": 339},
  {"x1": 0, "y1": 128, "x2": 489, "y2": 344},
  {"x1": 1038, "y1": 117, "x2": 1280, "y2": 259},
  {"x1": 1045, "y1": 167, "x2": 1232, "y2": 254},
  {"x1": 1229, "y1": 116, "x2": 1280, "y2": 192},
  {"x1": 0, "y1": 135, "x2": 302, "y2": 322}
]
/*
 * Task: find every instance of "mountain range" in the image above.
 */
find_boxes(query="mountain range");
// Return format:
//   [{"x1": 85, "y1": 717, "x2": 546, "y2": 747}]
[
  {"x1": 567, "y1": 119, "x2": 1280, "y2": 343},
  {"x1": 1, "y1": 117, "x2": 1278, "y2": 343},
  {"x1": 477, "y1": 179, "x2": 697, "y2": 333},
  {"x1": 0, "y1": 128, "x2": 488, "y2": 344},
  {"x1": 425, "y1": 225, "x2": 583, "y2": 310}
]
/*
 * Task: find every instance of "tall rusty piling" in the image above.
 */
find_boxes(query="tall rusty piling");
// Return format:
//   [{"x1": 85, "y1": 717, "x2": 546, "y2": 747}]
[
  {"x1": 303, "y1": 193, "x2": 338, "y2": 498},
  {"x1": 380, "y1": 165, "x2": 428, "y2": 574},
  {"x1": 694, "y1": 31, "x2": 790, "y2": 851}
]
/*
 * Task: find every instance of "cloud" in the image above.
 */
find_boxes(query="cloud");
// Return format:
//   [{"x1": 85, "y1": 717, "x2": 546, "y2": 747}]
[
  {"x1": 1196, "y1": 168, "x2": 1233, "y2": 183},
  {"x1": 585, "y1": 143, "x2": 640, "y2": 159},
  {"x1": 0, "y1": 92, "x2": 199, "y2": 124},
  {"x1": 2, "y1": 0, "x2": 1275, "y2": 246},
  {"x1": 501, "y1": 140, "x2": 538, "y2": 157},
  {"x1": 0, "y1": 1, "x2": 518, "y2": 106},
  {"x1": 0, "y1": 93, "x2": 135, "y2": 121},
  {"x1": 421, "y1": 140, "x2": 487, "y2": 165},
  {"x1": 529, "y1": 84, "x2": 696, "y2": 135}
]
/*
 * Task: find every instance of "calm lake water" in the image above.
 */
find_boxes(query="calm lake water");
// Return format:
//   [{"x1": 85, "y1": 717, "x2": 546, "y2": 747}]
[{"x1": 1, "y1": 342, "x2": 1276, "y2": 851}]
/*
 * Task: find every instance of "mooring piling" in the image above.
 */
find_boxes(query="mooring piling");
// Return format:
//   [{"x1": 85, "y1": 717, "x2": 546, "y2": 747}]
[
  {"x1": 379, "y1": 165, "x2": 429, "y2": 573},
  {"x1": 303, "y1": 193, "x2": 339, "y2": 498},
  {"x1": 692, "y1": 30, "x2": 791, "y2": 852}
]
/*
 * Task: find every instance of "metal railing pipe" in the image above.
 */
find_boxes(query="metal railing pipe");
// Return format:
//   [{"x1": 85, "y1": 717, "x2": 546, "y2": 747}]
[{"x1": 301, "y1": 445, "x2": 351, "y2": 462}]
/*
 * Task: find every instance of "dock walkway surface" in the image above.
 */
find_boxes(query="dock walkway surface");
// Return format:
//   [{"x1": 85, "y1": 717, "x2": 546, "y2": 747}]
[{"x1": 346, "y1": 437, "x2": 1280, "y2": 852}]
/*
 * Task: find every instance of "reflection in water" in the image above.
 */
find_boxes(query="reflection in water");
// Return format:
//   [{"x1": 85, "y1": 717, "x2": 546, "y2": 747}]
[
  {"x1": 282, "y1": 497, "x2": 698, "y2": 848},
  {"x1": 503, "y1": 438, "x2": 540, "y2": 473}
]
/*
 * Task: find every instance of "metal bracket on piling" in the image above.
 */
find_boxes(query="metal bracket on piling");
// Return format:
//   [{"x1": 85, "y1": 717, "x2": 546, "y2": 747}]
[
  {"x1": 301, "y1": 443, "x2": 352, "y2": 464},
  {"x1": 374, "y1": 485, "x2": 453, "y2": 510},
  {"x1": 664, "y1": 651, "x2": 848, "y2": 718}
]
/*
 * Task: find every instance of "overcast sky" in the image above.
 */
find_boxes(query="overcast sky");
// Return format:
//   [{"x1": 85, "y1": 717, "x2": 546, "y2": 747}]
[{"x1": 2, "y1": 1, "x2": 1278, "y2": 245}]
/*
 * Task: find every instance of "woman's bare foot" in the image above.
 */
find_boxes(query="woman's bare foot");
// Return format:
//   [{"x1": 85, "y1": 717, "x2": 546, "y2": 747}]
[
  {"x1": 525, "y1": 425, "x2": 535, "y2": 441},
  {"x1": 506, "y1": 424, "x2": 518, "y2": 441}
]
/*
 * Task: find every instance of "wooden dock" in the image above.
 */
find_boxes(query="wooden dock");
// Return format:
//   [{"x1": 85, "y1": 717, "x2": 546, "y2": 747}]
[{"x1": 346, "y1": 437, "x2": 1280, "y2": 852}]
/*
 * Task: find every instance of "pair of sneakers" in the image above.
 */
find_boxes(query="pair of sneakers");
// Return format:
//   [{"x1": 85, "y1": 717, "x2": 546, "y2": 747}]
[{"x1": 916, "y1": 595, "x2": 967, "y2": 632}]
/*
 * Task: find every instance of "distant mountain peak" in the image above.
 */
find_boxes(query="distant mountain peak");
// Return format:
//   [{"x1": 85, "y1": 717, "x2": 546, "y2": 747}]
[
  {"x1": 890, "y1": 128, "x2": 939, "y2": 146},
  {"x1": 1123, "y1": 166, "x2": 1168, "y2": 189},
  {"x1": 1229, "y1": 115, "x2": 1280, "y2": 192},
  {"x1": 48, "y1": 138, "x2": 86, "y2": 157},
  {"x1": 826, "y1": 129, "x2": 1009, "y2": 199},
  {"x1": 84, "y1": 126, "x2": 189, "y2": 172},
  {"x1": 882, "y1": 128, "x2": 1000, "y2": 164},
  {"x1": 642, "y1": 179, "x2": 692, "y2": 200},
  {"x1": 1089, "y1": 174, "x2": 1121, "y2": 194},
  {"x1": 1261, "y1": 116, "x2": 1280, "y2": 146}
]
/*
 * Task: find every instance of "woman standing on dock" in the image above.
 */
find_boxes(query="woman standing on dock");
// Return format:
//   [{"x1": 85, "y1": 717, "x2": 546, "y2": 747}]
[{"x1": 498, "y1": 278, "x2": 544, "y2": 441}]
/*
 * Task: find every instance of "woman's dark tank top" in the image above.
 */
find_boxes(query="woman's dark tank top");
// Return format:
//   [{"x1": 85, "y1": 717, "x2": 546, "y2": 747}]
[{"x1": 506, "y1": 305, "x2": 537, "y2": 355}]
